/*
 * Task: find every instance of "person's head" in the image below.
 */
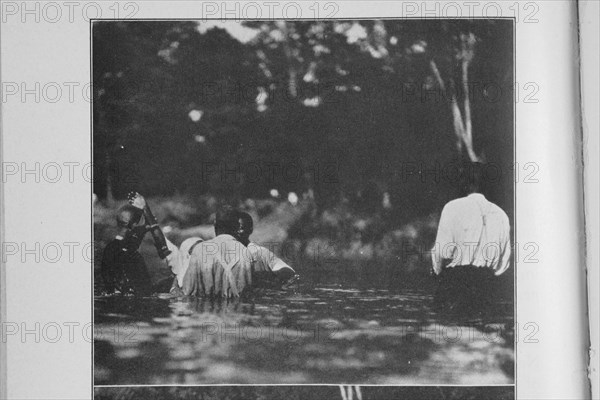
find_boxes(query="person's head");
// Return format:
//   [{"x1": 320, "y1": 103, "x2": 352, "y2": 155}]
[
  {"x1": 236, "y1": 211, "x2": 254, "y2": 246},
  {"x1": 214, "y1": 205, "x2": 239, "y2": 236},
  {"x1": 458, "y1": 161, "x2": 486, "y2": 196},
  {"x1": 116, "y1": 205, "x2": 143, "y2": 233}
]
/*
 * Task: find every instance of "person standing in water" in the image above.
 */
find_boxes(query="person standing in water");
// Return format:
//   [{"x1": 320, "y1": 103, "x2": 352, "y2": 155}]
[
  {"x1": 431, "y1": 162, "x2": 511, "y2": 316},
  {"x1": 180, "y1": 206, "x2": 253, "y2": 298},
  {"x1": 100, "y1": 205, "x2": 153, "y2": 295},
  {"x1": 236, "y1": 211, "x2": 299, "y2": 287}
]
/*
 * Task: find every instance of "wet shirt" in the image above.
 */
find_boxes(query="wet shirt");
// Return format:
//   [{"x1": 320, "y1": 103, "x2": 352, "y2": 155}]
[
  {"x1": 246, "y1": 242, "x2": 295, "y2": 274},
  {"x1": 181, "y1": 234, "x2": 252, "y2": 298},
  {"x1": 432, "y1": 193, "x2": 511, "y2": 276},
  {"x1": 165, "y1": 237, "x2": 203, "y2": 288}
]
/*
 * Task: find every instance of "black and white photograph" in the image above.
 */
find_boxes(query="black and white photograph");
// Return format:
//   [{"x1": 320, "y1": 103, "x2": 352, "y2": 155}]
[
  {"x1": 3, "y1": 1, "x2": 598, "y2": 399},
  {"x1": 92, "y1": 18, "x2": 515, "y2": 387}
]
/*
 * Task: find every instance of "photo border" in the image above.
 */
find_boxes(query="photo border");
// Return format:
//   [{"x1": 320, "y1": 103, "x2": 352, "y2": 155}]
[{"x1": 90, "y1": 16, "x2": 517, "y2": 397}]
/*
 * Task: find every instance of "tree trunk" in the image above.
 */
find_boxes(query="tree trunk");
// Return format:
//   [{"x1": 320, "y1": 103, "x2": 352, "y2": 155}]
[
  {"x1": 430, "y1": 59, "x2": 480, "y2": 162},
  {"x1": 461, "y1": 58, "x2": 479, "y2": 162}
]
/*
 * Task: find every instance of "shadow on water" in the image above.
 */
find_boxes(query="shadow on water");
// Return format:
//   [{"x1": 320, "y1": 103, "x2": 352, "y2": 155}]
[{"x1": 94, "y1": 263, "x2": 514, "y2": 385}]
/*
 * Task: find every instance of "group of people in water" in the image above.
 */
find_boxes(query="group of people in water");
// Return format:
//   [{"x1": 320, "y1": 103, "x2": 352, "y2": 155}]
[
  {"x1": 100, "y1": 201, "x2": 298, "y2": 298},
  {"x1": 100, "y1": 161, "x2": 511, "y2": 317}
]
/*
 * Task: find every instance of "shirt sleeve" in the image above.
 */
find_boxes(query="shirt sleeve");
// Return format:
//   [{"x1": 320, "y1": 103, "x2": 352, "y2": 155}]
[
  {"x1": 432, "y1": 204, "x2": 454, "y2": 275},
  {"x1": 164, "y1": 238, "x2": 179, "y2": 268},
  {"x1": 252, "y1": 244, "x2": 295, "y2": 274}
]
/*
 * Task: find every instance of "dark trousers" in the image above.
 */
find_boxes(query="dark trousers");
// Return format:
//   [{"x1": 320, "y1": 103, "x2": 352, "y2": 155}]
[{"x1": 434, "y1": 265, "x2": 496, "y2": 317}]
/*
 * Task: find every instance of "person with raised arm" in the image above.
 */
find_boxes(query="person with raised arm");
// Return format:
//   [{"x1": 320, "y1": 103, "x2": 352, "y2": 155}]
[
  {"x1": 128, "y1": 192, "x2": 209, "y2": 295},
  {"x1": 100, "y1": 204, "x2": 153, "y2": 295}
]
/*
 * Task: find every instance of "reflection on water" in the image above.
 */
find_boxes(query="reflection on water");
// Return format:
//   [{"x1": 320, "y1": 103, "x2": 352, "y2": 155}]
[{"x1": 94, "y1": 270, "x2": 514, "y2": 385}]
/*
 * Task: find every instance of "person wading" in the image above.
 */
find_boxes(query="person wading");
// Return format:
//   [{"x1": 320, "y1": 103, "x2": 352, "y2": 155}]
[
  {"x1": 431, "y1": 162, "x2": 511, "y2": 317},
  {"x1": 181, "y1": 206, "x2": 253, "y2": 298},
  {"x1": 100, "y1": 205, "x2": 153, "y2": 295}
]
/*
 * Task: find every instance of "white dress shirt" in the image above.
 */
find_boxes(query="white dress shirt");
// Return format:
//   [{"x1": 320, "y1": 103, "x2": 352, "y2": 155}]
[
  {"x1": 165, "y1": 237, "x2": 203, "y2": 287},
  {"x1": 432, "y1": 193, "x2": 511, "y2": 276},
  {"x1": 246, "y1": 242, "x2": 295, "y2": 274},
  {"x1": 182, "y1": 234, "x2": 253, "y2": 297},
  {"x1": 166, "y1": 238, "x2": 296, "y2": 289}
]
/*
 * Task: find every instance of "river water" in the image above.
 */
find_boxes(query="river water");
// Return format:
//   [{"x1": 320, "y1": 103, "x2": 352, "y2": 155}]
[{"x1": 94, "y1": 268, "x2": 514, "y2": 386}]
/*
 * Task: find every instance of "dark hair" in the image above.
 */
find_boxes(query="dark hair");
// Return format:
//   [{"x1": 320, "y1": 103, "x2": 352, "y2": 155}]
[
  {"x1": 238, "y1": 211, "x2": 254, "y2": 233},
  {"x1": 234, "y1": 211, "x2": 254, "y2": 246},
  {"x1": 458, "y1": 161, "x2": 486, "y2": 196},
  {"x1": 214, "y1": 205, "x2": 239, "y2": 236}
]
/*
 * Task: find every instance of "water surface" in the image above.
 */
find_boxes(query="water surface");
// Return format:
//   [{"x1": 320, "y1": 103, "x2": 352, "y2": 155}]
[{"x1": 94, "y1": 271, "x2": 514, "y2": 385}]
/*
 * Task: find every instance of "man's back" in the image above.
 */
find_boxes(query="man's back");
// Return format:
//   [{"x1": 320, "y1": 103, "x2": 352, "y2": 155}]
[
  {"x1": 433, "y1": 193, "x2": 511, "y2": 275},
  {"x1": 181, "y1": 234, "x2": 252, "y2": 297}
]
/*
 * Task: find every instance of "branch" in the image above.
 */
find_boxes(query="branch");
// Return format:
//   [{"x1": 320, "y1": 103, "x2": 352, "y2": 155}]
[
  {"x1": 460, "y1": 33, "x2": 480, "y2": 162},
  {"x1": 448, "y1": 78, "x2": 467, "y2": 153},
  {"x1": 429, "y1": 60, "x2": 446, "y2": 92},
  {"x1": 462, "y1": 60, "x2": 479, "y2": 161},
  {"x1": 450, "y1": 101, "x2": 466, "y2": 153},
  {"x1": 461, "y1": 58, "x2": 479, "y2": 162},
  {"x1": 431, "y1": 60, "x2": 465, "y2": 153},
  {"x1": 431, "y1": 58, "x2": 482, "y2": 161},
  {"x1": 431, "y1": 61, "x2": 465, "y2": 134},
  {"x1": 462, "y1": 59, "x2": 472, "y2": 144}
]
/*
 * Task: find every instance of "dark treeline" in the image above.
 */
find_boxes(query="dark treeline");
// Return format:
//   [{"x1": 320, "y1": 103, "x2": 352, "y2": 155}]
[{"x1": 93, "y1": 20, "x2": 513, "y2": 224}]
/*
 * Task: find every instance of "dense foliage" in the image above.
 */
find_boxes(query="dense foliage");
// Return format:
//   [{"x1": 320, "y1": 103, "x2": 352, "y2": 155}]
[{"x1": 93, "y1": 20, "x2": 513, "y2": 223}]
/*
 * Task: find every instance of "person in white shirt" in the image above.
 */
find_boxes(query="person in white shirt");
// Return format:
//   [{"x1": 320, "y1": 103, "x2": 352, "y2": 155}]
[
  {"x1": 236, "y1": 211, "x2": 298, "y2": 286},
  {"x1": 181, "y1": 206, "x2": 253, "y2": 297},
  {"x1": 164, "y1": 210, "x2": 298, "y2": 293},
  {"x1": 431, "y1": 162, "x2": 511, "y2": 315},
  {"x1": 164, "y1": 236, "x2": 204, "y2": 294}
]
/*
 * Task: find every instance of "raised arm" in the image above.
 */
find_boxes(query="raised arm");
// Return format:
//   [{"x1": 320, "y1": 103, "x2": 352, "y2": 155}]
[{"x1": 128, "y1": 192, "x2": 172, "y2": 259}]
